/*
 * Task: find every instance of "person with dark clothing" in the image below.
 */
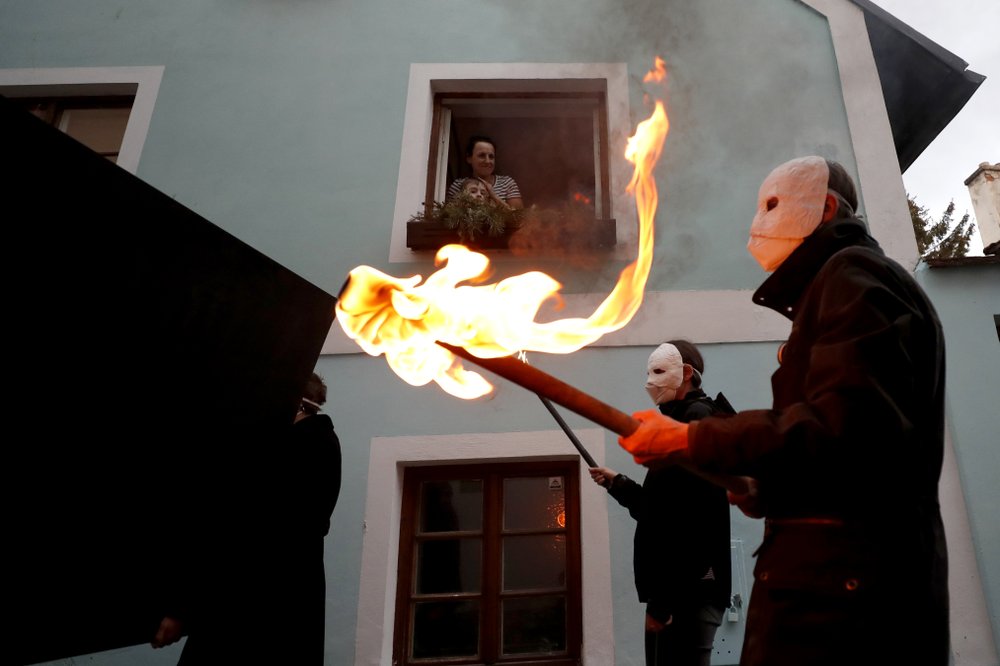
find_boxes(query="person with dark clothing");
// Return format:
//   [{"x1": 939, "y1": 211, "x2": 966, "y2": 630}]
[
  {"x1": 591, "y1": 340, "x2": 733, "y2": 666},
  {"x1": 272, "y1": 370, "x2": 342, "y2": 663},
  {"x1": 153, "y1": 371, "x2": 342, "y2": 665},
  {"x1": 618, "y1": 157, "x2": 948, "y2": 665},
  {"x1": 290, "y1": 372, "x2": 342, "y2": 540}
]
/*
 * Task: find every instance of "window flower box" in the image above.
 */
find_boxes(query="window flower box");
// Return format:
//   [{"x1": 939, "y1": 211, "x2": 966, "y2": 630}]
[{"x1": 406, "y1": 200, "x2": 617, "y2": 252}]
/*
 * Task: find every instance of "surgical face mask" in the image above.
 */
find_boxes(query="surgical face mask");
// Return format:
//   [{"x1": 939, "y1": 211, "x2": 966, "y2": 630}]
[
  {"x1": 747, "y1": 156, "x2": 830, "y2": 272},
  {"x1": 645, "y1": 343, "x2": 683, "y2": 406}
]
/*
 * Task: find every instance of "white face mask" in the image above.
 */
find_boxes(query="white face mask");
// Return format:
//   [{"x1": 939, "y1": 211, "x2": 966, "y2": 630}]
[
  {"x1": 747, "y1": 156, "x2": 829, "y2": 272},
  {"x1": 645, "y1": 343, "x2": 683, "y2": 406}
]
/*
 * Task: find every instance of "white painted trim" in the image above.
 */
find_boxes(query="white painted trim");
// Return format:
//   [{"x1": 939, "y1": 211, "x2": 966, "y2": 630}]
[
  {"x1": 389, "y1": 62, "x2": 636, "y2": 265},
  {"x1": 940, "y1": 424, "x2": 1000, "y2": 665},
  {"x1": 800, "y1": 0, "x2": 920, "y2": 269},
  {"x1": 322, "y1": 288, "x2": 791, "y2": 355},
  {"x1": 0, "y1": 66, "x2": 164, "y2": 174},
  {"x1": 355, "y1": 429, "x2": 614, "y2": 665}
]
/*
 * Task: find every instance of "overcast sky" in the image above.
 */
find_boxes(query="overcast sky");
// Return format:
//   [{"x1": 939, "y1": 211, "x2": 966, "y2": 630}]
[{"x1": 868, "y1": 0, "x2": 999, "y2": 255}]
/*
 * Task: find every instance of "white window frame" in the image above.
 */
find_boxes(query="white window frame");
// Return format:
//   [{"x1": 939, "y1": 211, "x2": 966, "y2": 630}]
[
  {"x1": 356, "y1": 428, "x2": 615, "y2": 665},
  {"x1": 0, "y1": 66, "x2": 164, "y2": 174},
  {"x1": 389, "y1": 63, "x2": 635, "y2": 264}
]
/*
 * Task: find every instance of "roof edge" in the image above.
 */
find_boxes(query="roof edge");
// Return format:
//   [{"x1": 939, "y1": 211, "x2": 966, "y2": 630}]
[{"x1": 849, "y1": 0, "x2": 985, "y2": 80}]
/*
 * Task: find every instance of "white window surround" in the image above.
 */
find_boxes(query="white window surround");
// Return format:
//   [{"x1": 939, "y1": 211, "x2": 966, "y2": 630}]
[
  {"x1": 389, "y1": 62, "x2": 637, "y2": 265},
  {"x1": 355, "y1": 428, "x2": 615, "y2": 666},
  {"x1": 938, "y1": 425, "x2": 1000, "y2": 664},
  {"x1": 0, "y1": 66, "x2": 164, "y2": 175}
]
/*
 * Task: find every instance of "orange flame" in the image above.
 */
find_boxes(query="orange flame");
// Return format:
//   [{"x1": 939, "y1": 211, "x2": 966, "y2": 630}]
[
  {"x1": 336, "y1": 58, "x2": 670, "y2": 399},
  {"x1": 573, "y1": 192, "x2": 593, "y2": 206},
  {"x1": 643, "y1": 56, "x2": 666, "y2": 83}
]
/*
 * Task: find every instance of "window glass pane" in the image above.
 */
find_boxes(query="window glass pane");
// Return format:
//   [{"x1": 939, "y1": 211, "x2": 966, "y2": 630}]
[
  {"x1": 420, "y1": 480, "x2": 482, "y2": 533},
  {"x1": 60, "y1": 108, "x2": 130, "y2": 155},
  {"x1": 503, "y1": 476, "x2": 565, "y2": 530},
  {"x1": 502, "y1": 595, "x2": 566, "y2": 655},
  {"x1": 416, "y1": 538, "x2": 481, "y2": 594},
  {"x1": 412, "y1": 600, "x2": 479, "y2": 659},
  {"x1": 503, "y1": 534, "x2": 566, "y2": 590}
]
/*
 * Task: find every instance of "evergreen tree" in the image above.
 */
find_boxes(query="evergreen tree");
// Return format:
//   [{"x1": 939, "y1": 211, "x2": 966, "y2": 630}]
[{"x1": 908, "y1": 195, "x2": 976, "y2": 259}]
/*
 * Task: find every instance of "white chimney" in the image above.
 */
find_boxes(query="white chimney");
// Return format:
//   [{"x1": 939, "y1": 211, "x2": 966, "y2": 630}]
[{"x1": 964, "y1": 162, "x2": 1000, "y2": 255}]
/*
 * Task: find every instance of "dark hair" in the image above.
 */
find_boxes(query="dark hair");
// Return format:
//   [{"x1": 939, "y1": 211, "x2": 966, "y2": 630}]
[
  {"x1": 465, "y1": 135, "x2": 496, "y2": 157},
  {"x1": 666, "y1": 339, "x2": 704, "y2": 388},
  {"x1": 302, "y1": 372, "x2": 327, "y2": 415},
  {"x1": 825, "y1": 160, "x2": 858, "y2": 217}
]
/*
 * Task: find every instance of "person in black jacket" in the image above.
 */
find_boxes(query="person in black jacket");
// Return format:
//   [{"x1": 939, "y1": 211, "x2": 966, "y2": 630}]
[
  {"x1": 618, "y1": 157, "x2": 948, "y2": 665},
  {"x1": 274, "y1": 370, "x2": 342, "y2": 663},
  {"x1": 591, "y1": 340, "x2": 732, "y2": 666},
  {"x1": 154, "y1": 371, "x2": 342, "y2": 665}
]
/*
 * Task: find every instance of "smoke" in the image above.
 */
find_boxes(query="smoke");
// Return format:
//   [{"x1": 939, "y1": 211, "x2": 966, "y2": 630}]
[{"x1": 507, "y1": 204, "x2": 613, "y2": 270}]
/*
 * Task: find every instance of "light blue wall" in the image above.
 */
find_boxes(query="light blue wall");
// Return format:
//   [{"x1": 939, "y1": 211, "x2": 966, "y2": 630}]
[
  {"x1": 917, "y1": 263, "x2": 1000, "y2": 650},
  {"x1": 3, "y1": 0, "x2": 953, "y2": 664}
]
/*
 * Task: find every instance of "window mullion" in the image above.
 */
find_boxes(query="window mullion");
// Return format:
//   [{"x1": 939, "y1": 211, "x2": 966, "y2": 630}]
[
  {"x1": 434, "y1": 107, "x2": 452, "y2": 203},
  {"x1": 394, "y1": 471, "x2": 420, "y2": 664},
  {"x1": 482, "y1": 471, "x2": 502, "y2": 662},
  {"x1": 425, "y1": 99, "x2": 443, "y2": 217},
  {"x1": 596, "y1": 96, "x2": 611, "y2": 219}
]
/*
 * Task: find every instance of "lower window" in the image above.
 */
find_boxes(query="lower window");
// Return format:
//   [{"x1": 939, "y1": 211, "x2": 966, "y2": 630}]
[{"x1": 394, "y1": 461, "x2": 582, "y2": 665}]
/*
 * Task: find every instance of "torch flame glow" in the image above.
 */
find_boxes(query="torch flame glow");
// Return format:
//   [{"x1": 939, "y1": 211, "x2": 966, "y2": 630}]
[
  {"x1": 643, "y1": 56, "x2": 666, "y2": 83},
  {"x1": 336, "y1": 59, "x2": 670, "y2": 399}
]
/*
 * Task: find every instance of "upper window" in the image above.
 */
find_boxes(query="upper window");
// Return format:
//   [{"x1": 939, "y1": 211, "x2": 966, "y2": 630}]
[
  {"x1": 407, "y1": 81, "x2": 614, "y2": 253},
  {"x1": 0, "y1": 66, "x2": 164, "y2": 174},
  {"x1": 393, "y1": 461, "x2": 582, "y2": 665},
  {"x1": 429, "y1": 88, "x2": 611, "y2": 216},
  {"x1": 389, "y1": 63, "x2": 633, "y2": 263},
  {"x1": 12, "y1": 95, "x2": 134, "y2": 163}
]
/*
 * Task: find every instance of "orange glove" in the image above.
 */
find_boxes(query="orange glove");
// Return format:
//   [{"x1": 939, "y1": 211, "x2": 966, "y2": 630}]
[{"x1": 618, "y1": 409, "x2": 689, "y2": 465}]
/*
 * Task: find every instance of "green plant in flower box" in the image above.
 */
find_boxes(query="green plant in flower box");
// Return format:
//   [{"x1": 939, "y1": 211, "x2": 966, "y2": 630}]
[{"x1": 408, "y1": 194, "x2": 525, "y2": 243}]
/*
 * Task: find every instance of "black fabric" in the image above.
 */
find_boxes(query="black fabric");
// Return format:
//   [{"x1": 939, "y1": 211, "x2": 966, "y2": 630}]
[
  {"x1": 608, "y1": 390, "x2": 732, "y2": 622},
  {"x1": 645, "y1": 603, "x2": 723, "y2": 666},
  {"x1": 286, "y1": 413, "x2": 342, "y2": 539},
  {"x1": 178, "y1": 414, "x2": 341, "y2": 665},
  {"x1": 689, "y1": 217, "x2": 949, "y2": 664},
  {"x1": 270, "y1": 413, "x2": 341, "y2": 664}
]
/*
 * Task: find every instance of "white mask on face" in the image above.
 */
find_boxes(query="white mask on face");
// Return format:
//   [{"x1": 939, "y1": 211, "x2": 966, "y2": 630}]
[
  {"x1": 747, "y1": 156, "x2": 830, "y2": 272},
  {"x1": 645, "y1": 343, "x2": 683, "y2": 406}
]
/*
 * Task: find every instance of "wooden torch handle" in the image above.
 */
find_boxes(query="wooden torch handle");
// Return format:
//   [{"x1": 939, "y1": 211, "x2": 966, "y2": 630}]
[{"x1": 436, "y1": 341, "x2": 639, "y2": 437}]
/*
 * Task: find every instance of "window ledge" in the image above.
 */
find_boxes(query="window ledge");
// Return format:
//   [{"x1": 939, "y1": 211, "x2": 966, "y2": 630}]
[{"x1": 406, "y1": 218, "x2": 617, "y2": 252}]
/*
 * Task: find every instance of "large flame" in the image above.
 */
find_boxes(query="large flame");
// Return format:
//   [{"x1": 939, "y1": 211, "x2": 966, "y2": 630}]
[{"x1": 336, "y1": 59, "x2": 670, "y2": 399}]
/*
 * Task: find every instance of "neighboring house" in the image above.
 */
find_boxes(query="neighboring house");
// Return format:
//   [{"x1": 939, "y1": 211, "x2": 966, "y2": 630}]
[{"x1": 2, "y1": 0, "x2": 997, "y2": 664}]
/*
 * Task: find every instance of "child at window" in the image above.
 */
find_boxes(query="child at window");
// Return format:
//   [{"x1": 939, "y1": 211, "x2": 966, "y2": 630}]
[{"x1": 460, "y1": 177, "x2": 489, "y2": 202}]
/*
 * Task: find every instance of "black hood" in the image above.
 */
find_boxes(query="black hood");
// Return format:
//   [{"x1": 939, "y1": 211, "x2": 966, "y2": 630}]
[{"x1": 752, "y1": 217, "x2": 882, "y2": 320}]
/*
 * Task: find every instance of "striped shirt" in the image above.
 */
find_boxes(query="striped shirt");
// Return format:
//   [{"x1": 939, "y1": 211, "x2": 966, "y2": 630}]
[{"x1": 447, "y1": 175, "x2": 522, "y2": 204}]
